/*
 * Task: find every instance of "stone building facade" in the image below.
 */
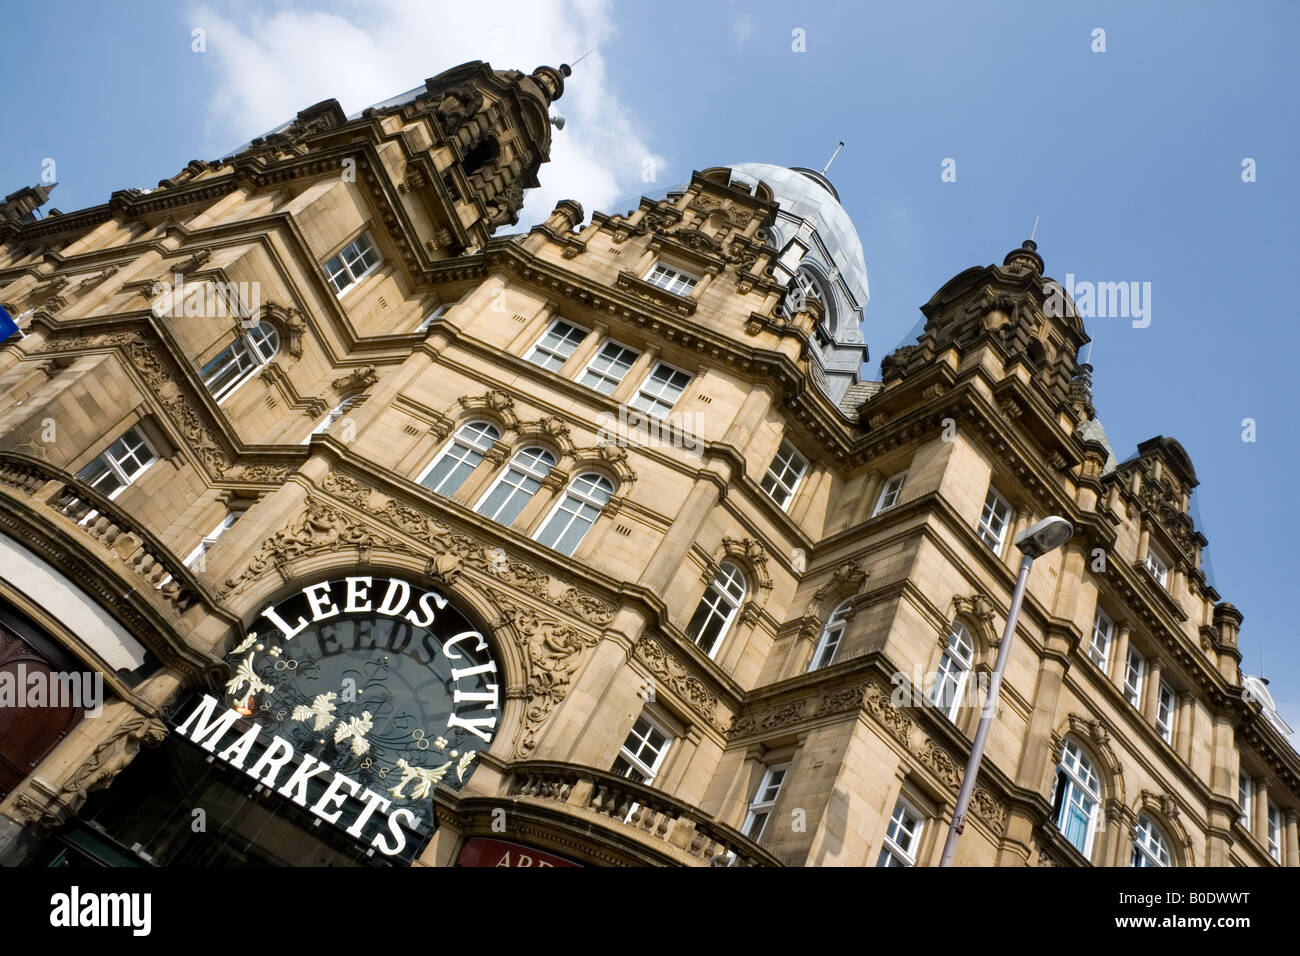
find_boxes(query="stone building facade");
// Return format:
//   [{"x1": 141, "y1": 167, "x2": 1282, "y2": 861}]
[{"x1": 0, "y1": 57, "x2": 1295, "y2": 868}]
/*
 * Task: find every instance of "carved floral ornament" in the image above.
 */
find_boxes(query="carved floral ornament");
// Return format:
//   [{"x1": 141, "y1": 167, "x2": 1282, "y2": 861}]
[
  {"x1": 703, "y1": 537, "x2": 774, "y2": 592},
  {"x1": 949, "y1": 592, "x2": 999, "y2": 649},
  {"x1": 634, "y1": 635, "x2": 726, "y2": 733}
]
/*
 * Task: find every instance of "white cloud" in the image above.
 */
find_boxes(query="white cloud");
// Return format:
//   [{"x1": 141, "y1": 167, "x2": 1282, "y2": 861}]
[{"x1": 189, "y1": 0, "x2": 664, "y2": 226}]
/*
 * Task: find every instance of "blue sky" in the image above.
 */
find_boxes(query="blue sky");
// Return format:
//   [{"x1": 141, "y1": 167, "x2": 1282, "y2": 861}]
[{"x1": 2, "y1": 0, "x2": 1297, "y2": 726}]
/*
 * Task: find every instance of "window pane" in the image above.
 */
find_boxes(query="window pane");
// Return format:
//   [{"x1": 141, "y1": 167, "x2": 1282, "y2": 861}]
[
  {"x1": 528, "y1": 319, "x2": 587, "y2": 371},
  {"x1": 476, "y1": 447, "x2": 554, "y2": 524},
  {"x1": 580, "y1": 341, "x2": 639, "y2": 395}
]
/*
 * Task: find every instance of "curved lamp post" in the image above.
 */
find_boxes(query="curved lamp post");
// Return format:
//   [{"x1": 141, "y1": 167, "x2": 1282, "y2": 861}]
[{"x1": 938, "y1": 515, "x2": 1074, "y2": 867}]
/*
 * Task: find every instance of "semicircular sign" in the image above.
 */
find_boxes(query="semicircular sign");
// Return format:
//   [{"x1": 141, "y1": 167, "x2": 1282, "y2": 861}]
[{"x1": 172, "y1": 575, "x2": 501, "y2": 861}]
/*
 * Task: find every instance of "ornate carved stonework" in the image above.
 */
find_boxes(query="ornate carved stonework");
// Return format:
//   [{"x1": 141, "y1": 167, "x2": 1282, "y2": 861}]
[{"x1": 634, "y1": 636, "x2": 725, "y2": 732}]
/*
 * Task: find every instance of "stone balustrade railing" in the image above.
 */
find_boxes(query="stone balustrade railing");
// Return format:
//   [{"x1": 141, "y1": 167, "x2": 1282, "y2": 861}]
[
  {"x1": 506, "y1": 760, "x2": 783, "y2": 867},
  {"x1": 0, "y1": 452, "x2": 198, "y2": 614}
]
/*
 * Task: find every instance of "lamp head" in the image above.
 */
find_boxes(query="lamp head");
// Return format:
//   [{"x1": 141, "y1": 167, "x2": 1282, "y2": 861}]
[{"x1": 1015, "y1": 515, "x2": 1073, "y2": 559}]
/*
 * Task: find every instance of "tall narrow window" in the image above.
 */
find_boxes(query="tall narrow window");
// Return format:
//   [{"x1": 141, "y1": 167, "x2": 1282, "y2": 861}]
[
  {"x1": 760, "y1": 440, "x2": 807, "y2": 510},
  {"x1": 76, "y1": 426, "x2": 158, "y2": 500},
  {"x1": 872, "y1": 472, "x2": 906, "y2": 516},
  {"x1": 1267, "y1": 802, "x2": 1282, "y2": 862},
  {"x1": 741, "y1": 765, "x2": 788, "y2": 842},
  {"x1": 418, "y1": 421, "x2": 500, "y2": 497},
  {"x1": 306, "y1": 396, "x2": 360, "y2": 442},
  {"x1": 630, "y1": 362, "x2": 691, "y2": 418},
  {"x1": 579, "y1": 340, "x2": 640, "y2": 395},
  {"x1": 877, "y1": 798, "x2": 925, "y2": 867},
  {"x1": 644, "y1": 262, "x2": 698, "y2": 296},
  {"x1": 809, "y1": 601, "x2": 851, "y2": 671},
  {"x1": 475, "y1": 446, "x2": 555, "y2": 526},
  {"x1": 611, "y1": 715, "x2": 672, "y2": 785},
  {"x1": 977, "y1": 486, "x2": 1012, "y2": 552},
  {"x1": 1124, "y1": 647, "x2": 1146, "y2": 707},
  {"x1": 200, "y1": 321, "x2": 279, "y2": 401},
  {"x1": 1053, "y1": 739, "x2": 1101, "y2": 857},
  {"x1": 1239, "y1": 773, "x2": 1253, "y2": 830},
  {"x1": 526, "y1": 318, "x2": 587, "y2": 372},
  {"x1": 183, "y1": 512, "x2": 240, "y2": 570},
  {"x1": 1131, "y1": 814, "x2": 1172, "y2": 867},
  {"x1": 535, "y1": 473, "x2": 614, "y2": 556},
  {"x1": 1144, "y1": 548, "x2": 1169, "y2": 588},
  {"x1": 931, "y1": 620, "x2": 975, "y2": 720},
  {"x1": 1156, "y1": 683, "x2": 1176, "y2": 743},
  {"x1": 685, "y1": 561, "x2": 745, "y2": 657},
  {"x1": 1089, "y1": 607, "x2": 1113, "y2": 669},
  {"x1": 323, "y1": 232, "x2": 380, "y2": 295}
]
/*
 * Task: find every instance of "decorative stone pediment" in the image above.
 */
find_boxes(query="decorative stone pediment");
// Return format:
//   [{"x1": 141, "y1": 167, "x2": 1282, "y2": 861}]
[{"x1": 457, "y1": 389, "x2": 520, "y2": 431}]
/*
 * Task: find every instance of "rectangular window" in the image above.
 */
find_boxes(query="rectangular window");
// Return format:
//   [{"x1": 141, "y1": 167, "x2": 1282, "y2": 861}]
[
  {"x1": 611, "y1": 715, "x2": 672, "y2": 785},
  {"x1": 526, "y1": 318, "x2": 588, "y2": 372},
  {"x1": 644, "y1": 262, "x2": 698, "y2": 296},
  {"x1": 1267, "y1": 802, "x2": 1282, "y2": 862},
  {"x1": 872, "y1": 472, "x2": 906, "y2": 516},
  {"x1": 760, "y1": 440, "x2": 807, "y2": 510},
  {"x1": 1156, "y1": 683, "x2": 1176, "y2": 743},
  {"x1": 629, "y1": 361, "x2": 691, "y2": 418},
  {"x1": 1089, "y1": 607, "x2": 1113, "y2": 669},
  {"x1": 977, "y1": 486, "x2": 1012, "y2": 552},
  {"x1": 579, "y1": 340, "x2": 640, "y2": 395},
  {"x1": 877, "y1": 797, "x2": 925, "y2": 867},
  {"x1": 183, "y1": 512, "x2": 240, "y2": 569},
  {"x1": 75, "y1": 426, "x2": 158, "y2": 500},
  {"x1": 1124, "y1": 648, "x2": 1146, "y2": 707},
  {"x1": 1239, "y1": 773, "x2": 1252, "y2": 830},
  {"x1": 323, "y1": 232, "x2": 381, "y2": 295},
  {"x1": 1144, "y1": 549, "x2": 1169, "y2": 587},
  {"x1": 741, "y1": 764, "x2": 789, "y2": 842}
]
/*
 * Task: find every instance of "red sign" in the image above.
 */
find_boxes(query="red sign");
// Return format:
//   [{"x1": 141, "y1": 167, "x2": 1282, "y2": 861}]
[{"x1": 456, "y1": 838, "x2": 579, "y2": 867}]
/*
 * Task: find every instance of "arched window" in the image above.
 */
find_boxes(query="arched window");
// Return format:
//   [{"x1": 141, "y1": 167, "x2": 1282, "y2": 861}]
[
  {"x1": 1053, "y1": 739, "x2": 1101, "y2": 857},
  {"x1": 809, "y1": 601, "x2": 851, "y2": 671},
  {"x1": 778, "y1": 266, "x2": 835, "y2": 331},
  {"x1": 200, "y1": 321, "x2": 278, "y2": 401},
  {"x1": 1131, "y1": 814, "x2": 1172, "y2": 867},
  {"x1": 475, "y1": 446, "x2": 555, "y2": 526},
  {"x1": 930, "y1": 620, "x2": 975, "y2": 719},
  {"x1": 685, "y1": 561, "x2": 746, "y2": 657},
  {"x1": 535, "y1": 472, "x2": 614, "y2": 556},
  {"x1": 419, "y1": 421, "x2": 500, "y2": 497}
]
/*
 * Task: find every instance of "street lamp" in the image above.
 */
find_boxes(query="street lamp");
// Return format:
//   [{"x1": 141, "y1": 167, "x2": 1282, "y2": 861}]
[{"x1": 938, "y1": 515, "x2": 1074, "y2": 867}]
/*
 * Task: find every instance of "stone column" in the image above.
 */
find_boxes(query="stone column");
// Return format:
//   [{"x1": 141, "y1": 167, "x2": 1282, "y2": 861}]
[
  {"x1": 1175, "y1": 692, "x2": 1195, "y2": 760},
  {"x1": 609, "y1": 346, "x2": 659, "y2": 406},
  {"x1": 1253, "y1": 777, "x2": 1270, "y2": 849},
  {"x1": 1142, "y1": 657, "x2": 1163, "y2": 723},
  {"x1": 1110, "y1": 621, "x2": 1132, "y2": 688},
  {"x1": 558, "y1": 323, "x2": 606, "y2": 378},
  {"x1": 1286, "y1": 810, "x2": 1299, "y2": 868}
]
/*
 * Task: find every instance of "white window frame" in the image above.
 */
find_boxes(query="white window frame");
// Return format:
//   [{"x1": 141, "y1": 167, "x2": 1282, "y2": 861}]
[
  {"x1": 808, "y1": 601, "x2": 851, "y2": 671},
  {"x1": 75, "y1": 425, "x2": 159, "y2": 502},
  {"x1": 872, "y1": 472, "x2": 907, "y2": 516},
  {"x1": 534, "y1": 472, "x2": 614, "y2": 557},
  {"x1": 685, "y1": 561, "x2": 746, "y2": 658},
  {"x1": 1155, "y1": 682, "x2": 1176, "y2": 743},
  {"x1": 1131, "y1": 814, "x2": 1172, "y2": 867},
  {"x1": 1089, "y1": 607, "x2": 1113, "y2": 670},
  {"x1": 1239, "y1": 773, "x2": 1253, "y2": 830},
  {"x1": 1123, "y1": 647, "x2": 1146, "y2": 707},
  {"x1": 473, "y1": 445, "x2": 556, "y2": 525},
  {"x1": 183, "y1": 512, "x2": 240, "y2": 569},
  {"x1": 417, "y1": 421, "x2": 501, "y2": 497},
  {"x1": 305, "y1": 396, "x2": 361, "y2": 443},
  {"x1": 578, "y1": 338, "x2": 640, "y2": 396},
  {"x1": 1267, "y1": 801, "x2": 1282, "y2": 862},
  {"x1": 417, "y1": 302, "x2": 454, "y2": 331},
  {"x1": 526, "y1": 317, "x2": 588, "y2": 372},
  {"x1": 323, "y1": 231, "x2": 381, "y2": 296},
  {"x1": 200, "y1": 321, "x2": 279, "y2": 403},
  {"x1": 612, "y1": 713, "x2": 673, "y2": 785},
  {"x1": 643, "y1": 262, "x2": 698, "y2": 296},
  {"x1": 977, "y1": 486, "x2": 1012, "y2": 553},
  {"x1": 741, "y1": 764, "x2": 789, "y2": 842},
  {"x1": 877, "y1": 796, "x2": 925, "y2": 867},
  {"x1": 760, "y1": 440, "x2": 808, "y2": 511},
  {"x1": 629, "y1": 361, "x2": 691, "y2": 419},
  {"x1": 1054, "y1": 738, "x2": 1101, "y2": 858},
  {"x1": 931, "y1": 620, "x2": 975, "y2": 720},
  {"x1": 1144, "y1": 548, "x2": 1169, "y2": 588}
]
